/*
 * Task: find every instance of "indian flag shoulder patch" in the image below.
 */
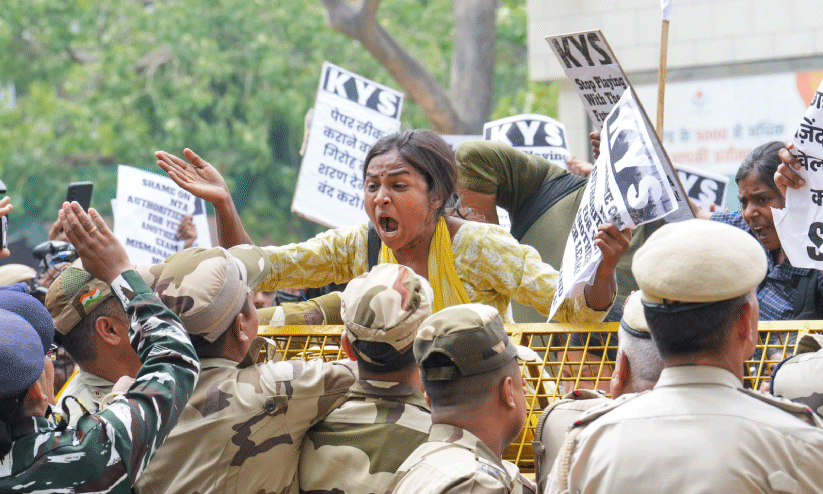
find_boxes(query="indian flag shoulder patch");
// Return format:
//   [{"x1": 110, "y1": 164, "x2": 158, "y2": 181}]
[{"x1": 80, "y1": 288, "x2": 104, "y2": 309}]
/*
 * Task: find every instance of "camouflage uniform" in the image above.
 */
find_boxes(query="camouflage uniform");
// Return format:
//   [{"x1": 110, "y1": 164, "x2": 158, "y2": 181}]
[
  {"x1": 0, "y1": 270, "x2": 200, "y2": 493},
  {"x1": 132, "y1": 245, "x2": 358, "y2": 494},
  {"x1": 391, "y1": 424, "x2": 534, "y2": 494},
  {"x1": 134, "y1": 354, "x2": 356, "y2": 494},
  {"x1": 299, "y1": 264, "x2": 435, "y2": 494},
  {"x1": 299, "y1": 380, "x2": 431, "y2": 494}
]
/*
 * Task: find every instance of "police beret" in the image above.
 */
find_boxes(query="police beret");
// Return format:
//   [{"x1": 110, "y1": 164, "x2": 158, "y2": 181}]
[
  {"x1": 632, "y1": 219, "x2": 767, "y2": 305},
  {"x1": 0, "y1": 310, "x2": 43, "y2": 398},
  {"x1": 0, "y1": 290, "x2": 55, "y2": 354}
]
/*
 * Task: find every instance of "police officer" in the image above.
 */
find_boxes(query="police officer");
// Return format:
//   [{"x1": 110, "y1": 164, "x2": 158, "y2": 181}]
[
  {"x1": 0, "y1": 201, "x2": 200, "y2": 493},
  {"x1": 547, "y1": 219, "x2": 823, "y2": 493},
  {"x1": 389, "y1": 303, "x2": 537, "y2": 494},
  {"x1": 300, "y1": 264, "x2": 434, "y2": 494}
]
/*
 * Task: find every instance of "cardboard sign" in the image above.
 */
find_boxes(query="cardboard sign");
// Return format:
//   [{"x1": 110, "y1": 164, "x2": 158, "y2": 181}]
[
  {"x1": 113, "y1": 165, "x2": 211, "y2": 265},
  {"x1": 292, "y1": 62, "x2": 404, "y2": 228},
  {"x1": 546, "y1": 31, "x2": 629, "y2": 130},
  {"x1": 483, "y1": 114, "x2": 570, "y2": 167},
  {"x1": 675, "y1": 164, "x2": 729, "y2": 210}
]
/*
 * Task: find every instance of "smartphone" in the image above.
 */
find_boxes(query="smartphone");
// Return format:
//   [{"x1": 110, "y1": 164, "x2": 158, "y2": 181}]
[{"x1": 66, "y1": 181, "x2": 94, "y2": 211}]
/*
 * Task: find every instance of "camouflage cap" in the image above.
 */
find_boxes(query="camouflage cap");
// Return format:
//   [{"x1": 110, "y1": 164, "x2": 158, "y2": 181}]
[
  {"x1": 414, "y1": 303, "x2": 537, "y2": 381},
  {"x1": 154, "y1": 245, "x2": 271, "y2": 342},
  {"x1": 46, "y1": 259, "x2": 118, "y2": 335},
  {"x1": 0, "y1": 310, "x2": 42, "y2": 398},
  {"x1": 341, "y1": 264, "x2": 433, "y2": 364}
]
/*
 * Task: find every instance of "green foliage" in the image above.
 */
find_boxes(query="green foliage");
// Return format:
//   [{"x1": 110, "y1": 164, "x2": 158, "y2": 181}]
[{"x1": 0, "y1": 0, "x2": 545, "y2": 248}]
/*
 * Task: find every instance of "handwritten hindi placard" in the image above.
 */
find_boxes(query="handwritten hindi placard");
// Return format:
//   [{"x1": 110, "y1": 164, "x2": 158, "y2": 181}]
[
  {"x1": 546, "y1": 30, "x2": 629, "y2": 131},
  {"x1": 483, "y1": 114, "x2": 570, "y2": 167},
  {"x1": 675, "y1": 164, "x2": 729, "y2": 210},
  {"x1": 113, "y1": 165, "x2": 211, "y2": 265},
  {"x1": 773, "y1": 82, "x2": 823, "y2": 268},
  {"x1": 292, "y1": 62, "x2": 404, "y2": 228},
  {"x1": 549, "y1": 89, "x2": 681, "y2": 321}
]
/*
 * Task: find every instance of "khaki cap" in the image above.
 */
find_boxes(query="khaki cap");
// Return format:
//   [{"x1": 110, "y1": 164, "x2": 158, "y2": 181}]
[
  {"x1": 620, "y1": 291, "x2": 650, "y2": 339},
  {"x1": 341, "y1": 264, "x2": 433, "y2": 366},
  {"x1": 0, "y1": 264, "x2": 36, "y2": 286},
  {"x1": 414, "y1": 303, "x2": 537, "y2": 381},
  {"x1": 632, "y1": 219, "x2": 766, "y2": 307}
]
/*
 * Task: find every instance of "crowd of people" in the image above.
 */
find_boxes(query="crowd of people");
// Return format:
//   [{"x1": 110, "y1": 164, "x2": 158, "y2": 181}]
[{"x1": 0, "y1": 128, "x2": 822, "y2": 494}]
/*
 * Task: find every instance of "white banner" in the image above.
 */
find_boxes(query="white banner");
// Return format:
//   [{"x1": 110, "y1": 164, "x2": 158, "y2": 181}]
[
  {"x1": 292, "y1": 62, "x2": 404, "y2": 228},
  {"x1": 113, "y1": 165, "x2": 212, "y2": 265},
  {"x1": 549, "y1": 89, "x2": 679, "y2": 320},
  {"x1": 675, "y1": 164, "x2": 729, "y2": 210},
  {"x1": 483, "y1": 114, "x2": 570, "y2": 167},
  {"x1": 546, "y1": 31, "x2": 628, "y2": 131},
  {"x1": 773, "y1": 82, "x2": 823, "y2": 268}
]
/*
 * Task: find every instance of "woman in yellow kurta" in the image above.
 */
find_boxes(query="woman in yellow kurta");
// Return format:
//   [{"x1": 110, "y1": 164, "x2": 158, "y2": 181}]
[{"x1": 155, "y1": 130, "x2": 630, "y2": 323}]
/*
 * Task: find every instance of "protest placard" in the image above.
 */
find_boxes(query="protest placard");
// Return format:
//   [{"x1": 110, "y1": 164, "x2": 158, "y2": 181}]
[
  {"x1": 113, "y1": 165, "x2": 211, "y2": 265},
  {"x1": 675, "y1": 164, "x2": 729, "y2": 210},
  {"x1": 773, "y1": 82, "x2": 823, "y2": 268},
  {"x1": 483, "y1": 114, "x2": 570, "y2": 167},
  {"x1": 546, "y1": 30, "x2": 628, "y2": 130},
  {"x1": 548, "y1": 89, "x2": 680, "y2": 321},
  {"x1": 292, "y1": 62, "x2": 404, "y2": 228}
]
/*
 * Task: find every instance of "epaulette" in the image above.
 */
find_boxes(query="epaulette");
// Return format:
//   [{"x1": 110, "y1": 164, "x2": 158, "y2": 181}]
[
  {"x1": 553, "y1": 390, "x2": 649, "y2": 489},
  {"x1": 738, "y1": 387, "x2": 823, "y2": 427},
  {"x1": 532, "y1": 389, "x2": 607, "y2": 488}
]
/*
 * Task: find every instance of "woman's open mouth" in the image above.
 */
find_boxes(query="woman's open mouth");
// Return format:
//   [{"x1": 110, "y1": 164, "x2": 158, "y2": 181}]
[{"x1": 380, "y1": 216, "x2": 399, "y2": 235}]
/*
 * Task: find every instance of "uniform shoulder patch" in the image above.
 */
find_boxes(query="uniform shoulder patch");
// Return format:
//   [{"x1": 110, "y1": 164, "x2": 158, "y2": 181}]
[{"x1": 738, "y1": 387, "x2": 823, "y2": 427}]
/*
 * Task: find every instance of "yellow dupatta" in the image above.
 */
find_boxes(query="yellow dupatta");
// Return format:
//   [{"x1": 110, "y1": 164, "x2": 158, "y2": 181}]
[{"x1": 378, "y1": 216, "x2": 470, "y2": 312}]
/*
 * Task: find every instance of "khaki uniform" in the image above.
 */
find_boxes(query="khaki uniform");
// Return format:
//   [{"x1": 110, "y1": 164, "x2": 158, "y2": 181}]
[
  {"x1": 57, "y1": 369, "x2": 114, "y2": 426},
  {"x1": 532, "y1": 390, "x2": 608, "y2": 493},
  {"x1": 135, "y1": 355, "x2": 356, "y2": 494},
  {"x1": 547, "y1": 366, "x2": 823, "y2": 494},
  {"x1": 299, "y1": 380, "x2": 432, "y2": 494},
  {"x1": 390, "y1": 424, "x2": 536, "y2": 494},
  {"x1": 773, "y1": 333, "x2": 823, "y2": 415}
]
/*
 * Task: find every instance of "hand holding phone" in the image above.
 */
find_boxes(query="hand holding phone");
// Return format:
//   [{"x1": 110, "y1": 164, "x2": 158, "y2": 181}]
[{"x1": 66, "y1": 181, "x2": 94, "y2": 211}]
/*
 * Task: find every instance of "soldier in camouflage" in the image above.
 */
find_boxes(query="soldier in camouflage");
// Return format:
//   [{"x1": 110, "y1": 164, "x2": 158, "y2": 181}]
[
  {"x1": 0, "y1": 201, "x2": 200, "y2": 493},
  {"x1": 45, "y1": 258, "x2": 145, "y2": 425},
  {"x1": 299, "y1": 264, "x2": 434, "y2": 494},
  {"x1": 134, "y1": 245, "x2": 357, "y2": 494},
  {"x1": 388, "y1": 303, "x2": 537, "y2": 494}
]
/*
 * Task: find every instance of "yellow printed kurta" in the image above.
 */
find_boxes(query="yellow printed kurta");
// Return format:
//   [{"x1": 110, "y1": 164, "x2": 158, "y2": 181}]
[{"x1": 258, "y1": 221, "x2": 607, "y2": 323}]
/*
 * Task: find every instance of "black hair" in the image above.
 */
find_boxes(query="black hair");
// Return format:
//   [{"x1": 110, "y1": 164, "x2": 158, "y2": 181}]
[{"x1": 735, "y1": 141, "x2": 785, "y2": 205}]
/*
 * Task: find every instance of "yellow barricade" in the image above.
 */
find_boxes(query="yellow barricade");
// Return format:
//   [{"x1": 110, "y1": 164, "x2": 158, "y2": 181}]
[{"x1": 258, "y1": 321, "x2": 823, "y2": 472}]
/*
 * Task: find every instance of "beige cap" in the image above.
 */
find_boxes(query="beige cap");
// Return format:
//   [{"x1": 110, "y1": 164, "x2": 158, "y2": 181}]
[
  {"x1": 0, "y1": 264, "x2": 36, "y2": 286},
  {"x1": 619, "y1": 291, "x2": 650, "y2": 339},
  {"x1": 632, "y1": 219, "x2": 766, "y2": 306}
]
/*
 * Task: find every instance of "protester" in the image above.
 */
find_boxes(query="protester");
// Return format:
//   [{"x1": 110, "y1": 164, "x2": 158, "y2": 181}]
[
  {"x1": 299, "y1": 264, "x2": 434, "y2": 494},
  {"x1": 531, "y1": 291, "x2": 664, "y2": 492},
  {"x1": 134, "y1": 245, "x2": 357, "y2": 494},
  {"x1": 0, "y1": 201, "x2": 200, "y2": 493},
  {"x1": 387, "y1": 303, "x2": 537, "y2": 494},
  {"x1": 546, "y1": 219, "x2": 823, "y2": 493},
  {"x1": 155, "y1": 130, "x2": 630, "y2": 324}
]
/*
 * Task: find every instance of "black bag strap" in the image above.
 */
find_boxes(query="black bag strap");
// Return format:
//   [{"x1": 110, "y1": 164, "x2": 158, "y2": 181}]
[
  {"x1": 509, "y1": 172, "x2": 587, "y2": 242},
  {"x1": 367, "y1": 223, "x2": 382, "y2": 270}
]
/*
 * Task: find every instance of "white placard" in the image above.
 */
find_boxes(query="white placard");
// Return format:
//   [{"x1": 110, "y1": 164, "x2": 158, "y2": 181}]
[
  {"x1": 549, "y1": 89, "x2": 679, "y2": 320},
  {"x1": 113, "y1": 165, "x2": 211, "y2": 265},
  {"x1": 546, "y1": 30, "x2": 629, "y2": 131},
  {"x1": 483, "y1": 114, "x2": 570, "y2": 168},
  {"x1": 292, "y1": 62, "x2": 404, "y2": 228},
  {"x1": 675, "y1": 164, "x2": 729, "y2": 210},
  {"x1": 773, "y1": 83, "x2": 823, "y2": 268}
]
